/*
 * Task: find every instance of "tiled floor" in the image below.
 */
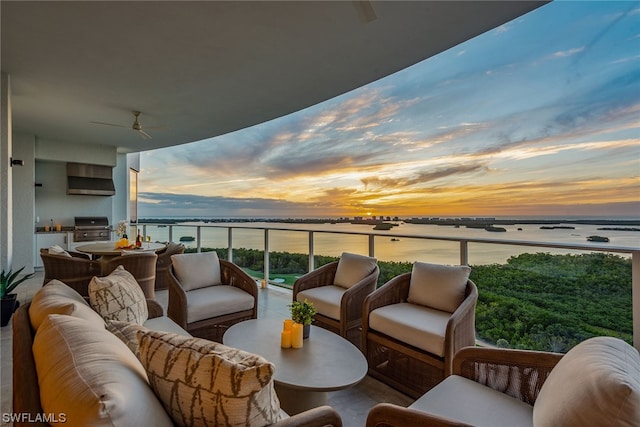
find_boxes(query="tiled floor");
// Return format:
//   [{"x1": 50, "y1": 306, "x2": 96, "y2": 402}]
[{"x1": 1, "y1": 272, "x2": 413, "y2": 427}]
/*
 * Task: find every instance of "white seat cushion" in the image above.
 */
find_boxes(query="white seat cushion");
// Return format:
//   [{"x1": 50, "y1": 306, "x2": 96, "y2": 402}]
[
  {"x1": 296, "y1": 285, "x2": 346, "y2": 321},
  {"x1": 186, "y1": 285, "x2": 255, "y2": 324},
  {"x1": 369, "y1": 302, "x2": 449, "y2": 356},
  {"x1": 144, "y1": 316, "x2": 192, "y2": 336},
  {"x1": 171, "y1": 251, "x2": 222, "y2": 291},
  {"x1": 333, "y1": 252, "x2": 377, "y2": 289},
  {"x1": 410, "y1": 375, "x2": 534, "y2": 427}
]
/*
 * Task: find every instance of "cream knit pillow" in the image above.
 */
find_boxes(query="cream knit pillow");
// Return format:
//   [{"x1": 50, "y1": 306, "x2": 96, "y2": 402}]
[
  {"x1": 89, "y1": 265, "x2": 148, "y2": 324},
  {"x1": 137, "y1": 330, "x2": 283, "y2": 427}
]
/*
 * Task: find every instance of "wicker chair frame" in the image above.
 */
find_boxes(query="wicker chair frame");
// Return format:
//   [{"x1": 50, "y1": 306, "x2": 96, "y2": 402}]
[
  {"x1": 365, "y1": 346, "x2": 563, "y2": 427},
  {"x1": 292, "y1": 260, "x2": 379, "y2": 348},
  {"x1": 104, "y1": 253, "x2": 158, "y2": 299},
  {"x1": 154, "y1": 242, "x2": 185, "y2": 291},
  {"x1": 39, "y1": 248, "x2": 101, "y2": 296},
  {"x1": 362, "y1": 273, "x2": 478, "y2": 398},
  {"x1": 167, "y1": 259, "x2": 258, "y2": 343}
]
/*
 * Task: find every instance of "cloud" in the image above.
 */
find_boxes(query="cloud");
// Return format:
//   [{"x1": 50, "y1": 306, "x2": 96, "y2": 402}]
[{"x1": 550, "y1": 47, "x2": 585, "y2": 59}]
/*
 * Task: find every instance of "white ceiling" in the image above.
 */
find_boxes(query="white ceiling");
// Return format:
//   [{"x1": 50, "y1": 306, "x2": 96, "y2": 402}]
[{"x1": 1, "y1": 1, "x2": 547, "y2": 154}]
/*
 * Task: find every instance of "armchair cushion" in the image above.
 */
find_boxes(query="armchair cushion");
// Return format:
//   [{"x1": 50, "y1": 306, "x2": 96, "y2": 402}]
[
  {"x1": 409, "y1": 375, "x2": 534, "y2": 426},
  {"x1": 369, "y1": 302, "x2": 450, "y2": 356},
  {"x1": 171, "y1": 251, "x2": 222, "y2": 291},
  {"x1": 333, "y1": 252, "x2": 377, "y2": 289},
  {"x1": 89, "y1": 265, "x2": 148, "y2": 325},
  {"x1": 533, "y1": 336, "x2": 640, "y2": 426},
  {"x1": 29, "y1": 279, "x2": 105, "y2": 331},
  {"x1": 296, "y1": 285, "x2": 345, "y2": 321},
  {"x1": 407, "y1": 262, "x2": 470, "y2": 313},
  {"x1": 186, "y1": 285, "x2": 255, "y2": 324},
  {"x1": 138, "y1": 330, "x2": 284, "y2": 427}
]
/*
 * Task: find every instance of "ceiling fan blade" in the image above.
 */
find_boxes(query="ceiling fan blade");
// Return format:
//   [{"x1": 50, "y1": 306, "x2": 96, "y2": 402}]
[
  {"x1": 137, "y1": 129, "x2": 152, "y2": 139},
  {"x1": 90, "y1": 120, "x2": 128, "y2": 128}
]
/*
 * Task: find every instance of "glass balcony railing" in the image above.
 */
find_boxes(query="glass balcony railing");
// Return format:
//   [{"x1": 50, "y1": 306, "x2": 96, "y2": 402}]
[{"x1": 138, "y1": 222, "x2": 639, "y2": 353}]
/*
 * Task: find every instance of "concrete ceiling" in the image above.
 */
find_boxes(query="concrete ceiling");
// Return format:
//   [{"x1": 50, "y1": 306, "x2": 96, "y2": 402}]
[{"x1": 2, "y1": 1, "x2": 547, "y2": 154}]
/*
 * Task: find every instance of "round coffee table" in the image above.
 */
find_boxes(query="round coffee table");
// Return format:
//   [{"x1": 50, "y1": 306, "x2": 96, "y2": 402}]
[{"x1": 224, "y1": 318, "x2": 367, "y2": 415}]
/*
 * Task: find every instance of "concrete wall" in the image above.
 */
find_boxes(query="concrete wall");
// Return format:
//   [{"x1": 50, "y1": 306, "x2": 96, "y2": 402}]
[{"x1": 12, "y1": 134, "x2": 36, "y2": 272}]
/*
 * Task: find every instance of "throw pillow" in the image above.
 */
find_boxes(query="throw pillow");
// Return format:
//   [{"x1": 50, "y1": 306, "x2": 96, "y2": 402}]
[
  {"x1": 137, "y1": 330, "x2": 284, "y2": 427},
  {"x1": 106, "y1": 319, "x2": 148, "y2": 358},
  {"x1": 333, "y1": 252, "x2": 377, "y2": 289},
  {"x1": 407, "y1": 261, "x2": 471, "y2": 313},
  {"x1": 533, "y1": 336, "x2": 640, "y2": 426},
  {"x1": 89, "y1": 265, "x2": 148, "y2": 324},
  {"x1": 171, "y1": 251, "x2": 222, "y2": 291},
  {"x1": 28, "y1": 279, "x2": 105, "y2": 331},
  {"x1": 33, "y1": 314, "x2": 173, "y2": 427},
  {"x1": 48, "y1": 244, "x2": 71, "y2": 257}
]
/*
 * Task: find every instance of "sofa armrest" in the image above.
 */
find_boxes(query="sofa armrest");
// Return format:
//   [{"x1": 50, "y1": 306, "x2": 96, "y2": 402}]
[
  {"x1": 12, "y1": 303, "x2": 48, "y2": 427},
  {"x1": 366, "y1": 403, "x2": 471, "y2": 427},
  {"x1": 293, "y1": 262, "x2": 339, "y2": 298},
  {"x1": 453, "y1": 346, "x2": 563, "y2": 405},
  {"x1": 273, "y1": 405, "x2": 342, "y2": 427},
  {"x1": 146, "y1": 298, "x2": 164, "y2": 318}
]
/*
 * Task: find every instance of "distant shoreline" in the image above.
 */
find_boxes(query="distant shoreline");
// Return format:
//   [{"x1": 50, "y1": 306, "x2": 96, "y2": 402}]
[{"x1": 139, "y1": 217, "x2": 640, "y2": 227}]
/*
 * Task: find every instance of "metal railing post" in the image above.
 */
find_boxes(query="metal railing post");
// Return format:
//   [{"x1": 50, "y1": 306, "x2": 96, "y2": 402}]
[
  {"x1": 168, "y1": 225, "x2": 173, "y2": 243},
  {"x1": 633, "y1": 251, "x2": 639, "y2": 351},
  {"x1": 460, "y1": 240, "x2": 469, "y2": 265},
  {"x1": 196, "y1": 226, "x2": 201, "y2": 253},
  {"x1": 308, "y1": 231, "x2": 315, "y2": 272},
  {"x1": 263, "y1": 229, "x2": 269, "y2": 289},
  {"x1": 227, "y1": 228, "x2": 233, "y2": 262},
  {"x1": 369, "y1": 235, "x2": 375, "y2": 258}
]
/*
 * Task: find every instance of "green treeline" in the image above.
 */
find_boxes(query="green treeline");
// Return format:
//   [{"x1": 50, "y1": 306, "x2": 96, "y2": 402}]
[{"x1": 186, "y1": 248, "x2": 632, "y2": 352}]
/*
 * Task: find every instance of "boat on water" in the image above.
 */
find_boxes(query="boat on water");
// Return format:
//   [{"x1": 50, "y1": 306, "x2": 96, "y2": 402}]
[
  {"x1": 390, "y1": 238, "x2": 400, "y2": 242},
  {"x1": 179, "y1": 236, "x2": 195, "y2": 242},
  {"x1": 587, "y1": 235, "x2": 610, "y2": 242}
]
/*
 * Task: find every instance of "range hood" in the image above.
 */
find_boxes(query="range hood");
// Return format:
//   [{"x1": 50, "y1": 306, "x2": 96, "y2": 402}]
[{"x1": 67, "y1": 163, "x2": 115, "y2": 196}]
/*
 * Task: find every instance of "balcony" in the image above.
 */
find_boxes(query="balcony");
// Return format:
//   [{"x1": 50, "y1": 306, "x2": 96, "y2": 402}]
[{"x1": 3, "y1": 222, "x2": 637, "y2": 426}]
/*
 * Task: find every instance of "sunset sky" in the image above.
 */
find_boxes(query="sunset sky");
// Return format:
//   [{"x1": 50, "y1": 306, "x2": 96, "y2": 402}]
[{"x1": 140, "y1": 1, "x2": 640, "y2": 219}]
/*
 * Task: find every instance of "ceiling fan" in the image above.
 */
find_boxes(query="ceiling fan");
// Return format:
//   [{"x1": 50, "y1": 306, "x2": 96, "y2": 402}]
[{"x1": 90, "y1": 111, "x2": 156, "y2": 139}]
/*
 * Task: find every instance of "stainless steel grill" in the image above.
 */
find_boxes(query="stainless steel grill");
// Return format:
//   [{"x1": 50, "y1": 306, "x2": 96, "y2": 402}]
[{"x1": 73, "y1": 216, "x2": 110, "y2": 242}]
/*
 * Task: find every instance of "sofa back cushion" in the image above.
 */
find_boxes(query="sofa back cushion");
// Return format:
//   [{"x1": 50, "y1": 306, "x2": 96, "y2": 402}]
[
  {"x1": 89, "y1": 265, "x2": 148, "y2": 324},
  {"x1": 137, "y1": 330, "x2": 284, "y2": 427},
  {"x1": 407, "y1": 262, "x2": 471, "y2": 313},
  {"x1": 28, "y1": 279, "x2": 105, "y2": 331},
  {"x1": 171, "y1": 251, "x2": 222, "y2": 291},
  {"x1": 33, "y1": 314, "x2": 173, "y2": 427},
  {"x1": 333, "y1": 252, "x2": 377, "y2": 289},
  {"x1": 533, "y1": 336, "x2": 640, "y2": 426}
]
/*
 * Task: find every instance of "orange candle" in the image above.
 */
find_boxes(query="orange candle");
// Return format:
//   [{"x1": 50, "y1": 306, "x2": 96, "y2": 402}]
[
  {"x1": 283, "y1": 319, "x2": 294, "y2": 331},
  {"x1": 291, "y1": 323, "x2": 303, "y2": 349},
  {"x1": 281, "y1": 330, "x2": 292, "y2": 348}
]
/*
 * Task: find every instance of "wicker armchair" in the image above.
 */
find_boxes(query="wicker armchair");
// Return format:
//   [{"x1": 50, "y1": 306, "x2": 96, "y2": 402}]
[
  {"x1": 367, "y1": 336, "x2": 640, "y2": 426},
  {"x1": 40, "y1": 248, "x2": 101, "y2": 296},
  {"x1": 167, "y1": 252, "x2": 258, "y2": 342},
  {"x1": 154, "y1": 242, "x2": 185, "y2": 291},
  {"x1": 104, "y1": 252, "x2": 158, "y2": 299},
  {"x1": 366, "y1": 346, "x2": 563, "y2": 427},
  {"x1": 362, "y1": 267, "x2": 478, "y2": 398},
  {"x1": 293, "y1": 253, "x2": 379, "y2": 348}
]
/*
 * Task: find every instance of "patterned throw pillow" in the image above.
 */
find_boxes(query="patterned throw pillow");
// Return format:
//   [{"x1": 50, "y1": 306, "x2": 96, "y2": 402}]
[
  {"x1": 137, "y1": 330, "x2": 284, "y2": 427},
  {"x1": 106, "y1": 319, "x2": 148, "y2": 358},
  {"x1": 89, "y1": 265, "x2": 148, "y2": 324}
]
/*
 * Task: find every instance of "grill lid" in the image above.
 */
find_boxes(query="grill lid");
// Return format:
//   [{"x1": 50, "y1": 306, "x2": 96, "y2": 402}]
[{"x1": 74, "y1": 216, "x2": 109, "y2": 228}]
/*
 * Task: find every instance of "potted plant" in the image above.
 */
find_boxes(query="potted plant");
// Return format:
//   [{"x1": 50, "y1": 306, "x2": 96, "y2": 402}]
[
  {"x1": 289, "y1": 299, "x2": 317, "y2": 339},
  {"x1": 1, "y1": 267, "x2": 34, "y2": 327}
]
